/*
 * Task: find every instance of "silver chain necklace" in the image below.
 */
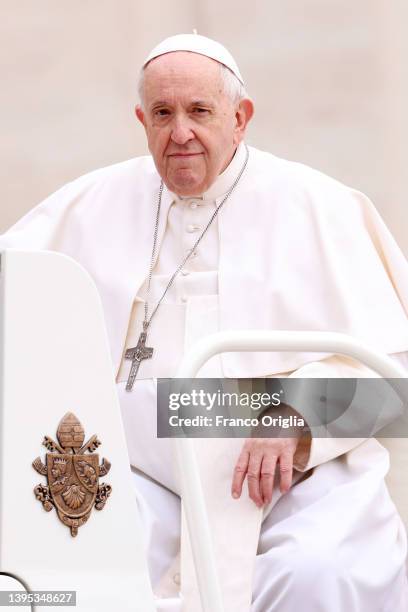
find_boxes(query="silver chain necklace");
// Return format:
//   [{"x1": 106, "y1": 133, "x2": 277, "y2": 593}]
[{"x1": 125, "y1": 144, "x2": 249, "y2": 391}]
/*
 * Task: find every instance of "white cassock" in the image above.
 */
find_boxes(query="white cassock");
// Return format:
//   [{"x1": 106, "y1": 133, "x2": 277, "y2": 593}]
[{"x1": 1, "y1": 142, "x2": 408, "y2": 611}]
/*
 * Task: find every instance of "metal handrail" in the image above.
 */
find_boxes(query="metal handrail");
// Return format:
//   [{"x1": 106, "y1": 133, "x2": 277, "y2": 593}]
[{"x1": 174, "y1": 330, "x2": 406, "y2": 612}]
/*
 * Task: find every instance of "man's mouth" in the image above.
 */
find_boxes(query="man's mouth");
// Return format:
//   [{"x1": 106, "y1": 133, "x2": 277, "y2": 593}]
[{"x1": 168, "y1": 152, "x2": 203, "y2": 158}]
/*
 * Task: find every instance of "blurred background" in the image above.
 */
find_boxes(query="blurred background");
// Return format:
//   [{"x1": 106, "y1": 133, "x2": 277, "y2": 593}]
[{"x1": 0, "y1": 0, "x2": 407, "y2": 254}]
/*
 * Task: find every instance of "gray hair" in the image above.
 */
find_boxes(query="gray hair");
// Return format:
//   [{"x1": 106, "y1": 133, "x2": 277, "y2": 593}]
[{"x1": 137, "y1": 59, "x2": 248, "y2": 109}]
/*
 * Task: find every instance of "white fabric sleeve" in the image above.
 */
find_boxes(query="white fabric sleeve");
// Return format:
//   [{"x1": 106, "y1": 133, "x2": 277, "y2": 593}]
[{"x1": 291, "y1": 352, "x2": 408, "y2": 472}]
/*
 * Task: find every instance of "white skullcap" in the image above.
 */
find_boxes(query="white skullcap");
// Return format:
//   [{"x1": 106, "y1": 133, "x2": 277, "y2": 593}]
[{"x1": 143, "y1": 33, "x2": 244, "y2": 85}]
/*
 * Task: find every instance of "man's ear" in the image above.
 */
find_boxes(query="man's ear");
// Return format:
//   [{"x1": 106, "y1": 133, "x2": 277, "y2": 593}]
[
  {"x1": 135, "y1": 105, "x2": 145, "y2": 126},
  {"x1": 233, "y1": 98, "x2": 254, "y2": 144}
]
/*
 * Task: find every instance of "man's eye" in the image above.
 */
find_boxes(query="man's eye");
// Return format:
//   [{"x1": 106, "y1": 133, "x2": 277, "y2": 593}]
[
  {"x1": 193, "y1": 108, "x2": 209, "y2": 114},
  {"x1": 154, "y1": 109, "x2": 170, "y2": 117}
]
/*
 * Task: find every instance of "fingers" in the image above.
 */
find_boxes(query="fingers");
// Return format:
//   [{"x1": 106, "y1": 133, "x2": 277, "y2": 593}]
[
  {"x1": 232, "y1": 439, "x2": 297, "y2": 507},
  {"x1": 246, "y1": 451, "x2": 263, "y2": 507},
  {"x1": 231, "y1": 448, "x2": 250, "y2": 500},
  {"x1": 260, "y1": 455, "x2": 277, "y2": 505},
  {"x1": 279, "y1": 451, "x2": 294, "y2": 493}
]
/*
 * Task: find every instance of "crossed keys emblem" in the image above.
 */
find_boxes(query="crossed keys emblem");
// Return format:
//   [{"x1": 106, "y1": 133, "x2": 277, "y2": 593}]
[{"x1": 32, "y1": 412, "x2": 112, "y2": 536}]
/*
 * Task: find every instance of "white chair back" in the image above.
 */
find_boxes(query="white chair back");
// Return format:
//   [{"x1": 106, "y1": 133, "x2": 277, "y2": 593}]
[{"x1": 0, "y1": 250, "x2": 156, "y2": 611}]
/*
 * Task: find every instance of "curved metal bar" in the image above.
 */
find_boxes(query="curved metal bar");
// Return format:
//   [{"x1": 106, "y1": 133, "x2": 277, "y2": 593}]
[
  {"x1": 174, "y1": 330, "x2": 407, "y2": 612},
  {"x1": 177, "y1": 330, "x2": 407, "y2": 379}
]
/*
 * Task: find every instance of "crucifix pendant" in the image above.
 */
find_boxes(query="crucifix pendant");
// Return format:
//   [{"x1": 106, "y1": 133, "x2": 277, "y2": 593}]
[{"x1": 125, "y1": 328, "x2": 153, "y2": 391}]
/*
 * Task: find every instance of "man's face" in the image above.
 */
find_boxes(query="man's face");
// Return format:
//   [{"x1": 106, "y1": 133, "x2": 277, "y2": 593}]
[{"x1": 135, "y1": 51, "x2": 253, "y2": 196}]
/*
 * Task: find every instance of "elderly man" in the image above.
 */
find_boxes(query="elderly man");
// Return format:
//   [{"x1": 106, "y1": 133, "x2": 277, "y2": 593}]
[{"x1": 1, "y1": 34, "x2": 408, "y2": 611}]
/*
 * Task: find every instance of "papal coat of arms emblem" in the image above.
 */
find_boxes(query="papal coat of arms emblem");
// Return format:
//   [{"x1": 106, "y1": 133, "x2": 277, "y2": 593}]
[{"x1": 32, "y1": 412, "x2": 112, "y2": 536}]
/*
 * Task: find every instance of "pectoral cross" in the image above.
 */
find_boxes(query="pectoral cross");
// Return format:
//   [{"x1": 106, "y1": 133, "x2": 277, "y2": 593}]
[{"x1": 125, "y1": 330, "x2": 153, "y2": 391}]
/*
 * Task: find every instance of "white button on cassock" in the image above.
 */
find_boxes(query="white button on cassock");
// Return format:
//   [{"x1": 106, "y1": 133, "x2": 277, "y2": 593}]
[
  {"x1": 173, "y1": 573, "x2": 180, "y2": 586},
  {"x1": 186, "y1": 224, "x2": 199, "y2": 233}
]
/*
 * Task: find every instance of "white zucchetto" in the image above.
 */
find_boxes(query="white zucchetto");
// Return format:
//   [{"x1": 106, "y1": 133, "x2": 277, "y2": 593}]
[{"x1": 143, "y1": 33, "x2": 244, "y2": 84}]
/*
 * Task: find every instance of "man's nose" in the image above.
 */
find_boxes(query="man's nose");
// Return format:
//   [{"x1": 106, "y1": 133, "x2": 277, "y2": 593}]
[{"x1": 170, "y1": 116, "x2": 194, "y2": 145}]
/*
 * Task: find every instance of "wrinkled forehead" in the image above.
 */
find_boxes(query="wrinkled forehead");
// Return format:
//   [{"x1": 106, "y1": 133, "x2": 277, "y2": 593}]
[{"x1": 142, "y1": 51, "x2": 224, "y2": 104}]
